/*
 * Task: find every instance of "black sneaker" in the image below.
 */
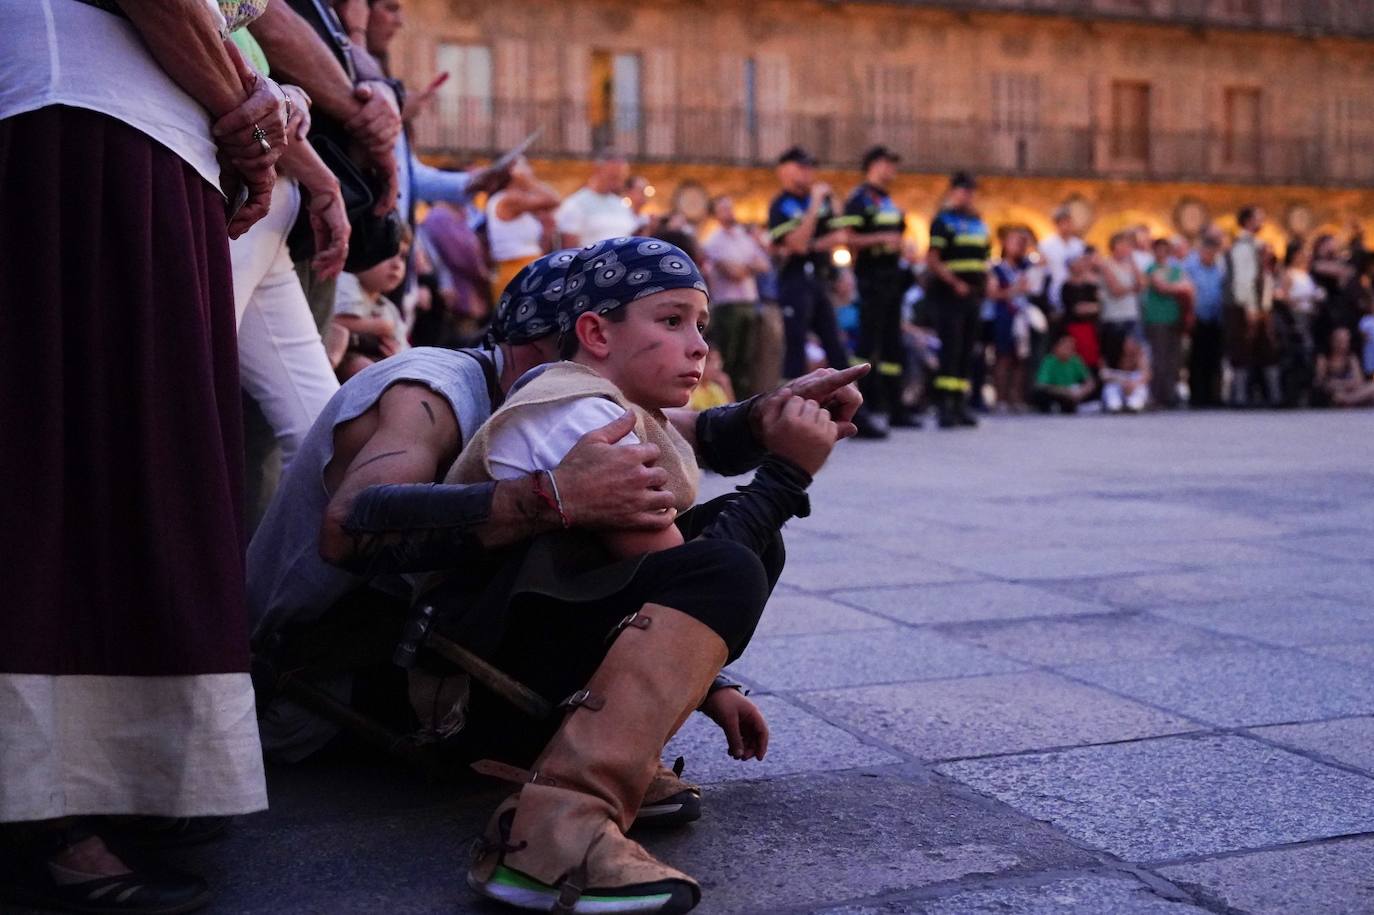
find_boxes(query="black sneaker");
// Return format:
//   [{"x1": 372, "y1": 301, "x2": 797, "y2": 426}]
[{"x1": 888, "y1": 410, "x2": 923, "y2": 429}]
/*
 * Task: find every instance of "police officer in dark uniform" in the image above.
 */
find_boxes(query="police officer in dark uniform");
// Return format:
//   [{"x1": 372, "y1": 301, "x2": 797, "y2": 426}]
[
  {"x1": 926, "y1": 171, "x2": 992, "y2": 428},
  {"x1": 768, "y1": 146, "x2": 850, "y2": 380},
  {"x1": 843, "y1": 145, "x2": 919, "y2": 436}
]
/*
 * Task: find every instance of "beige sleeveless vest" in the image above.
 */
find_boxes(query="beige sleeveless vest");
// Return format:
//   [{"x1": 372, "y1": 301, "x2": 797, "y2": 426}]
[{"x1": 445, "y1": 361, "x2": 699, "y2": 511}]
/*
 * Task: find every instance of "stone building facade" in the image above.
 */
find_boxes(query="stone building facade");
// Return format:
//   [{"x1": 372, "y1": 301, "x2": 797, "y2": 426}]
[{"x1": 393, "y1": 0, "x2": 1374, "y2": 246}]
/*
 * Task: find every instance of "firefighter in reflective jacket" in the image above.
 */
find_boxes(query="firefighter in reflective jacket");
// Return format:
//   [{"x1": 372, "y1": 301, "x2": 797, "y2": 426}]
[
  {"x1": 841, "y1": 145, "x2": 919, "y2": 437},
  {"x1": 925, "y1": 171, "x2": 991, "y2": 428}
]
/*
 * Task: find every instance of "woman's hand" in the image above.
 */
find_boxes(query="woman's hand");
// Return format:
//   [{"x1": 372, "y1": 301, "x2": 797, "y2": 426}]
[
  {"x1": 282, "y1": 84, "x2": 312, "y2": 141},
  {"x1": 701, "y1": 689, "x2": 769, "y2": 761},
  {"x1": 213, "y1": 42, "x2": 288, "y2": 173},
  {"x1": 224, "y1": 164, "x2": 276, "y2": 239},
  {"x1": 304, "y1": 184, "x2": 350, "y2": 279}
]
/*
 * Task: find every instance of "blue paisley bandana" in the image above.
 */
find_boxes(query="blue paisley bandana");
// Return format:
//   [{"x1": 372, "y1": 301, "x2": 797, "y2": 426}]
[{"x1": 491, "y1": 236, "x2": 708, "y2": 344}]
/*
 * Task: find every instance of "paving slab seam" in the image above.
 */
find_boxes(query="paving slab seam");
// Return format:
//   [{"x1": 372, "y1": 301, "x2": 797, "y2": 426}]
[
  {"x1": 917, "y1": 767, "x2": 1145, "y2": 872},
  {"x1": 763, "y1": 602, "x2": 1373, "y2": 774},
  {"x1": 885, "y1": 639, "x2": 1226, "y2": 732},
  {"x1": 1132, "y1": 608, "x2": 1342, "y2": 655},
  {"x1": 769, "y1": 691, "x2": 944, "y2": 771},
  {"x1": 764, "y1": 864, "x2": 1200, "y2": 915},
  {"x1": 819, "y1": 592, "x2": 1143, "y2": 633},
  {"x1": 738, "y1": 666, "x2": 1047, "y2": 696},
  {"x1": 1134, "y1": 829, "x2": 1374, "y2": 870},
  {"x1": 1038, "y1": 665, "x2": 1237, "y2": 731},
  {"x1": 1299, "y1": 642, "x2": 1374, "y2": 658},
  {"x1": 796, "y1": 576, "x2": 991, "y2": 599},
  {"x1": 724, "y1": 749, "x2": 1188, "y2": 890},
  {"x1": 1237, "y1": 526, "x2": 1374, "y2": 545},
  {"x1": 1011, "y1": 576, "x2": 1166, "y2": 610},
  {"x1": 748, "y1": 692, "x2": 1169, "y2": 872},
  {"x1": 1232, "y1": 728, "x2": 1374, "y2": 780},
  {"x1": 916, "y1": 728, "x2": 1219, "y2": 767}
]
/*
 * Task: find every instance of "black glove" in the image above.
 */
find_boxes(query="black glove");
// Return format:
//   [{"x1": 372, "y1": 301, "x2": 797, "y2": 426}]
[
  {"x1": 694, "y1": 396, "x2": 767, "y2": 476},
  {"x1": 338, "y1": 480, "x2": 498, "y2": 575},
  {"x1": 698, "y1": 457, "x2": 811, "y2": 556}
]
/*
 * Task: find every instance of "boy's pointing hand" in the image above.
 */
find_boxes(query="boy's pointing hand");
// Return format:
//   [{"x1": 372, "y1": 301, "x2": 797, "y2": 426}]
[{"x1": 756, "y1": 364, "x2": 870, "y2": 440}]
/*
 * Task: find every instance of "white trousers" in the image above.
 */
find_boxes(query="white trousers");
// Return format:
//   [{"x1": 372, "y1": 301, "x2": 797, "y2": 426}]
[
  {"x1": 1103, "y1": 382, "x2": 1148, "y2": 413},
  {"x1": 229, "y1": 178, "x2": 339, "y2": 468}
]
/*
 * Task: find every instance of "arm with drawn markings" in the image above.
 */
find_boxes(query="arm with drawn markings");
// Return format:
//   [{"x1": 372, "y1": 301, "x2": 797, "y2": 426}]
[{"x1": 319, "y1": 383, "x2": 679, "y2": 575}]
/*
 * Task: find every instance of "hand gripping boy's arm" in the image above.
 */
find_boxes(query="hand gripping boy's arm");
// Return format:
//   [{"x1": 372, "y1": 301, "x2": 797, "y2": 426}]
[{"x1": 321, "y1": 391, "x2": 676, "y2": 575}]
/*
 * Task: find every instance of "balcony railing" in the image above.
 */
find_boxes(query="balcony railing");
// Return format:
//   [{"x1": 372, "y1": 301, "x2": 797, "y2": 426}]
[
  {"x1": 412, "y1": 98, "x2": 1374, "y2": 187},
  {"x1": 865, "y1": 0, "x2": 1374, "y2": 38}
]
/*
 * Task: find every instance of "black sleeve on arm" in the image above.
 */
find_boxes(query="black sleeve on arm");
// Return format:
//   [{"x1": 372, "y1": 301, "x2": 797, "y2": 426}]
[
  {"x1": 694, "y1": 396, "x2": 768, "y2": 476},
  {"x1": 697, "y1": 457, "x2": 812, "y2": 556},
  {"x1": 337, "y1": 480, "x2": 499, "y2": 576},
  {"x1": 698, "y1": 671, "x2": 748, "y2": 710}
]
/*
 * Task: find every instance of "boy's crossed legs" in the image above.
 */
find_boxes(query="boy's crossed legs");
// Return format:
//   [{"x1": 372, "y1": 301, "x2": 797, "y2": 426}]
[{"x1": 464, "y1": 506, "x2": 782, "y2": 914}]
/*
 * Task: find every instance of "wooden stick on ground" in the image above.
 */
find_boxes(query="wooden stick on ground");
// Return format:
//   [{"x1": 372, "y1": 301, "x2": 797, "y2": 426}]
[{"x1": 425, "y1": 631, "x2": 554, "y2": 721}]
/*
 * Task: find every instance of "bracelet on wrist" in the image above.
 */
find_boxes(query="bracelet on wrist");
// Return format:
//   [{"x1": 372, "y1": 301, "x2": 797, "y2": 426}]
[{"x1": 531, "y1": 470, "x2": 571, "y2": 528}]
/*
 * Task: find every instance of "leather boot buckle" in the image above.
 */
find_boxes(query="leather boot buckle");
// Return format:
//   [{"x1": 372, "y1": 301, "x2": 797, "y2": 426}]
[{"x1": 605, "y1": 611, "x2": 652, "y2": 644}]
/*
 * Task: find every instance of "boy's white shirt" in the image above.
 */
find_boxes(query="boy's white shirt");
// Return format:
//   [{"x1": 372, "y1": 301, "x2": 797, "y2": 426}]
[{"x1": 487, "y1": 397, "x2": 641, "y2": 481}]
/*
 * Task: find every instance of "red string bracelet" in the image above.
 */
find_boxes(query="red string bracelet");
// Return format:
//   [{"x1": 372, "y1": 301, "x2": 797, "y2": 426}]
[{"x1": 532, "y1": 470, "x2": 572, "y2": 528}]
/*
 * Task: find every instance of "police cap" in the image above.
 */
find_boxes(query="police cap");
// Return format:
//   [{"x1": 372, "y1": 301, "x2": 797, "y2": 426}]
[
  {"x1": 777, "y1": 145, "x2": 818, "y2": 167},
  {"x1": 861, "y1": 145, "x2": 901, "y2": 171}
]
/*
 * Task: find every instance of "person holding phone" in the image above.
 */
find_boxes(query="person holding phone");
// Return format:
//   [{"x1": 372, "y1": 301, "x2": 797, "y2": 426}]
[{"x1": 486, "y1": 157, "x2": 562, "y2": 301}]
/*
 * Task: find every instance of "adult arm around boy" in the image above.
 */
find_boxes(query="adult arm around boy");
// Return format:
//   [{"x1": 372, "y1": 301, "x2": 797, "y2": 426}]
[{"x1": 320, "y1": 391, "x2": 677, "y2": 574}]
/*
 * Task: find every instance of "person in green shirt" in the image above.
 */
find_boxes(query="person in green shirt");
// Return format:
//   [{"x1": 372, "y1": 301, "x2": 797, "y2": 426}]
[
  {"x1": 1033, "y1": 334, "x2": 1094, "y2": 413},
  {"x1": 1143, "y1": 237, "x2": 1191, "y2": 408}
]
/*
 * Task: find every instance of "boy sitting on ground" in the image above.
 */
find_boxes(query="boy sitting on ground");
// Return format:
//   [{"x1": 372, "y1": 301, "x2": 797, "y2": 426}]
[
  {"x1": 445, "y1": 238, "x2": 846, "y2": 914},
  {"x1": 1033, "y1": 333, "x2": 1095, "y2": 414}
]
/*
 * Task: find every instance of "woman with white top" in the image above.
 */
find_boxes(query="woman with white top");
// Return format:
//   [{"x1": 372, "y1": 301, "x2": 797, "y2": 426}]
[
  {"x1": 1097, "y1": 230, "x2": 1145, "y2": 367},
  {"x1": 0, "y1": 1, "x2": 283, "y2": 909},
  {"x1": 1280, "y1": 244, "x2": 1322, "y2": 358},
  {"x1": 486, "y1": 156, "x2": 560, "y2": 302}
]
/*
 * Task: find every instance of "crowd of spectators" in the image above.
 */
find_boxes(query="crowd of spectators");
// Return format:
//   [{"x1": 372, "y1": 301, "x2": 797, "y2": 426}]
[
  {"x1": 5, "y1": 0, "x2": 1372, "y2": 909},
  {"x1": 377, "y1": 169, "x2": 1374, "y2": 432}
]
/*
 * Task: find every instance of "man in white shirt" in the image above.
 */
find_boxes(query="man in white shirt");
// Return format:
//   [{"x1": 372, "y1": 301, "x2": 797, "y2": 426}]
[
  {"x1": 1224, "y1": 205, "x2": 1265, "y2": 405},
  {"x1": 555, "y1": 147, "x2": 640, "y2": 246},
  {"x1": 702, "y1": 195, "x2": 772, "y2": 396},
  {"x1": 1037, "y1": 206, "x2": 1085, "y2": 315}
]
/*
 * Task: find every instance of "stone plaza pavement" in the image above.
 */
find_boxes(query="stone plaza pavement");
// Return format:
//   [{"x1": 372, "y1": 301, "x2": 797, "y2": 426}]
[{"x1": 160, "y1": 411, "x2": 1374, "y2": 912}]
